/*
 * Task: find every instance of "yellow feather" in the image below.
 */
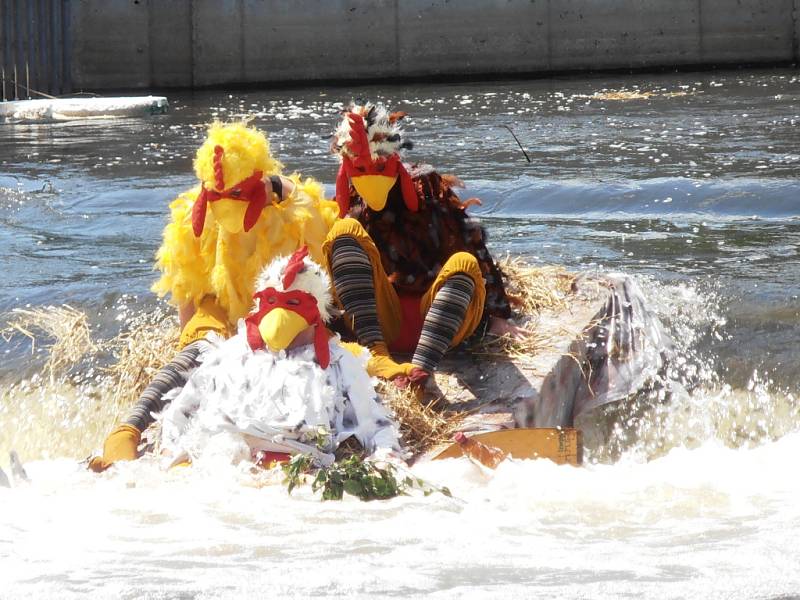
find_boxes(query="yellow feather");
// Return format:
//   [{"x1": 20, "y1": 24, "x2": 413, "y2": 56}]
[{"x1": 194, "y1": 122, "x2": 282, "y2": 191}]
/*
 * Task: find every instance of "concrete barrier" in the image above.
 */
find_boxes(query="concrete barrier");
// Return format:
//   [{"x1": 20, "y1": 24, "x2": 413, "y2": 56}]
[{"x1": 67, "y1": 0, "x2": 799, "y2": 90}]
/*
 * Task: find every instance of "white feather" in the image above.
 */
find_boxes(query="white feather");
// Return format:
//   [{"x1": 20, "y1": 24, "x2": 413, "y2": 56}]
[
  {"x1": 333, "y1": 102, "x2": 407, "y2": 163},
  {"x1": 159, "y1": 324, "x2": 400, "y2": 467}
]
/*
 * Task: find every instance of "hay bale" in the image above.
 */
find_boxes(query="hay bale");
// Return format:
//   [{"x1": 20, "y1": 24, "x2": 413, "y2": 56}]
[
  {"x1": 102, "y1": 309, "x2": 180, "y2": 415},
  {"x1": 498, "y1": 256, "x2": 574, "y2": 315}
]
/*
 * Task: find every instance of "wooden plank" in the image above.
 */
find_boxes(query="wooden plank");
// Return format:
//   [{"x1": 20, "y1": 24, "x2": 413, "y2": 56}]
[{"x1": 432, "y1": 428, "x2": 583, "y2": 466}]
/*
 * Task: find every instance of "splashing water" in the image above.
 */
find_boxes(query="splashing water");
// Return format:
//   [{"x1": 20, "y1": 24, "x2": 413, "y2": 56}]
[
  {"x1": 3, "y1": 436, "x2": 800, "y2": 599},
  {"x1": 580, "y1": 276, "x2": 799, "y2": 463},
  {"x1": 1, "y1": 69, "x2": 799, "y2": 597},
  {"x1": 2, "y1": 260, "x2": 798, "y2": 597}
]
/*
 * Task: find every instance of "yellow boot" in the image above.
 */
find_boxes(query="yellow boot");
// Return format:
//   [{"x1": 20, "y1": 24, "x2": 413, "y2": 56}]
[{"x1": 87, "y1": 424, "x2": 141, "y2": 473}]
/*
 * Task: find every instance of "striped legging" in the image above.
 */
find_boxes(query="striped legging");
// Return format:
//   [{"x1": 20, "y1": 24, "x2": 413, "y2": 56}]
[
  {"x1": 330, "y1": 236, "x2": 474, "y2": 373},
  {"x1": 412, "y1": 273, "x2": 474, "y2": 373},
  {"x1": 330, "y1": 236, "x2": 384, "y2": 348},
  {"x1": 124, "y1": 340, "x2": 204, "y2": 431}
]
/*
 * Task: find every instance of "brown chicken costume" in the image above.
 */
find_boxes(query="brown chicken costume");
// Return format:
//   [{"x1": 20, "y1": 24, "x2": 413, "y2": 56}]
[
  {"x1": 89, "y1": 122, "x2": 338, "y2": 472},
  {"x1": 323, "y1": 102, "x2": 513, "y2": 388}
]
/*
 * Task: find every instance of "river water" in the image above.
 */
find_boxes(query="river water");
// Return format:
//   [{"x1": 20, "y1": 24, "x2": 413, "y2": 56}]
[{"x1": 1, "y1": 69, "x2": 799, "y2": 598}]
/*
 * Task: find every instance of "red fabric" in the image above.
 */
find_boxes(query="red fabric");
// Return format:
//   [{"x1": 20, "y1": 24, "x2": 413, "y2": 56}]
[
  {"x1": 191, "y1": 170, "x2": 266, "y2": 237},
  {"x1": 213, "y1": 145, "x2": 225, "y2": 190},
  {"x1": 388, "y1": 293, "x2": 424, "y2": 353},
  {"x1": 245, "y1": 287, "x2": 330, "y2": 369},
  {"x1": 338, "y1": 154, "x2": 418, "y2": 215},
  {"x1": 282, "y1": 246, "x2": 309, "y2": 289},
  {"x1": 254, "y1": 451, "x2": 291, "y2": 468}
]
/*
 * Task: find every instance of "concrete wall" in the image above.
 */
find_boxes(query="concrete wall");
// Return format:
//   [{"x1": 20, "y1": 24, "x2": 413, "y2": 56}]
[{"x1": 68, "y1": 0, "x2": 800, "y2": 90}]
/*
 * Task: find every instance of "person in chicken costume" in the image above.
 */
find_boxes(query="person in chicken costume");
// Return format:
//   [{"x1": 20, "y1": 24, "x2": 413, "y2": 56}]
[
  {"x1": 159, "y1": 246, "x2": 401, "y2": 468},
  {"x1": 323, "y1": 102, "x2": 523, "y2": 390},
  {"x1": 89, "y1": 122, "x2": 339, "y2": 472}
]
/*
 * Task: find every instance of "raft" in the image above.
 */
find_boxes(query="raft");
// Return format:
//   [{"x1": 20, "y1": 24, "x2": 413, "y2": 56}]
[
  {"x1": 0, "y1": 96, "x2": 169, "y2": 122},
  {"x1": 0, "y1": 267, "x2": 672, "y2": 471},
  {"x1": 425, "y1": 271, "x2": 672, "y2": 465}
]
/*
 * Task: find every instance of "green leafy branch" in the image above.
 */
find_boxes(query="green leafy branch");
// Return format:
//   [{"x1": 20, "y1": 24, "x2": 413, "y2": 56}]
[{"x1": 281, "y1": 454, "x2": 452, "y2": 502}]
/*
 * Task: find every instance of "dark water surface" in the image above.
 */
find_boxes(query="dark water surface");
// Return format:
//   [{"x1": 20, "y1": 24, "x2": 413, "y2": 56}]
[{"x1": 1, "y1": 68, "x2": 798, "y2": 392}]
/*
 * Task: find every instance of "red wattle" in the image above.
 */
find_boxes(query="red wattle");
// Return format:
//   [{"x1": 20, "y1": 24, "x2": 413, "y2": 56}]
[
  {"x1": 313, "y1": 320, "x2": 330, "y2": 369},
  {"x1": 245, "y1": 319, "x2": 265, "y2": 351},
  {"x1": 242, "y1": 189, "x2": 266, "y2": 232},
  {"x1": 192, "y1": 192, "x2": 208, "y2": 237},
  {"x1": 398, "y1": 163, "x2": 418, "y2": 212},
  {"x1": 336, "y1": 163, "x2": 351, "y2": 218}
]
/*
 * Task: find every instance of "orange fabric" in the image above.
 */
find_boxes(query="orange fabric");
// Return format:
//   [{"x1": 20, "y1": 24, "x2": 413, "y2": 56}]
[
  {"x1": 364, "y1": 342, "x2": 417, "y2": 380},
  {"x1": 178, "y1": 295, "x2": 234, "y2": 348},
  {"x1": 390, "y1": 253, "x2": 486, "y2": 351}
]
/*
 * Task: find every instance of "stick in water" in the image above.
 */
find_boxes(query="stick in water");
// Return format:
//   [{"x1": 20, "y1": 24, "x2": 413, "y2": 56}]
[{"x1": 502, "y1": 125, "x2": 531, "y2": 163}]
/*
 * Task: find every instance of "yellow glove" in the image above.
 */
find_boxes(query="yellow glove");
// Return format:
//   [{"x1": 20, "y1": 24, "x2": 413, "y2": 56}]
[
  {"x1": 88, "y1": 424, "x2": 142, "y2": 473},
  {"x1": 179, "y1": 296, "x2": 232, "y2": 348},
  {"x1": 365, "y1": 342, "x2": 418, "y2": 380}
]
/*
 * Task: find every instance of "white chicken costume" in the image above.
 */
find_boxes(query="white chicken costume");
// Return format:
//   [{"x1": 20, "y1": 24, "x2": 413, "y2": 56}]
[{"x1": 160, "y1": 247, "x2": 402, "y2": 468}]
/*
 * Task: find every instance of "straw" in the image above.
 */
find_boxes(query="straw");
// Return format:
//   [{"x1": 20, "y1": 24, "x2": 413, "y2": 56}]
[
  {"x1": 1, "y1": 304, "x2": 97, "y2": 378},
  {"x1": 0, "y1": 257, "x2": 576, "y2": 460}
]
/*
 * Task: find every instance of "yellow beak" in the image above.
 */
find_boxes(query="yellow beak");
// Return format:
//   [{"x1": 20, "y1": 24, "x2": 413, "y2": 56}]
[
  {"x1": 257, "y1": 308, "x2": 309, "y2": 352},
  {"x1": 210, "y1": 199, "x2": 247, "y2": 233},
  {"x1": 351, "y1": 174, "x2": 397, "y2": 211}
]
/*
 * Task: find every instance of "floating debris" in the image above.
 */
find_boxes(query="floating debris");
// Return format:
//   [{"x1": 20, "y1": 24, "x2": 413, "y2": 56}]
[{"x1": 582, "y1": 90, "x2": 691, "y2": 101}]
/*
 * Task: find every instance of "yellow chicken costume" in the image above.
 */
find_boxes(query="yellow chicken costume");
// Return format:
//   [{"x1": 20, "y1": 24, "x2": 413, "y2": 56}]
[
  {"x1": 154, "y1": 121, "x2": 339, "y2": 347},
  {"x1": 89, "y1": 122, "x2": 338, "y2": 472}
]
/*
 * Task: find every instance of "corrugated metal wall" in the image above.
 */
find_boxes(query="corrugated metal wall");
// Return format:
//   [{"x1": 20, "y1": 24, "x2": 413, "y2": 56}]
[{"x1": 0, "y1": 0, "x2": 71, "y2": 101}]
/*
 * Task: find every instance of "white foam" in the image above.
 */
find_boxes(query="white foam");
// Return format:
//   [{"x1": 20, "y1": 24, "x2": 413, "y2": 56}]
[{"x1": 3, "y1": 435, "x2": 800, "y2": 598}]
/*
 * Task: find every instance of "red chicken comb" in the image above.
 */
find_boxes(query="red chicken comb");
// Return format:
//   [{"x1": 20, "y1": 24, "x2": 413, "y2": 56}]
[
  {"x1": 346, "y1": 112, "x2": 372, "y2": 169},
  {"x1": 282, "y1": 246, "x2": 309, "y2": 289}
]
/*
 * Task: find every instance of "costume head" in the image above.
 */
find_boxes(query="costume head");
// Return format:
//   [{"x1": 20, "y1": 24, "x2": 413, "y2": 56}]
[
  {"x1": 244, "y1": 246, "x2": 333, "y2": 368},
  {"x1": 192, "y1": 122, "x2": 283, "y2": 236},
  {"x1": 332, "y1": 102, "x2": 417, "y2": 217}
]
